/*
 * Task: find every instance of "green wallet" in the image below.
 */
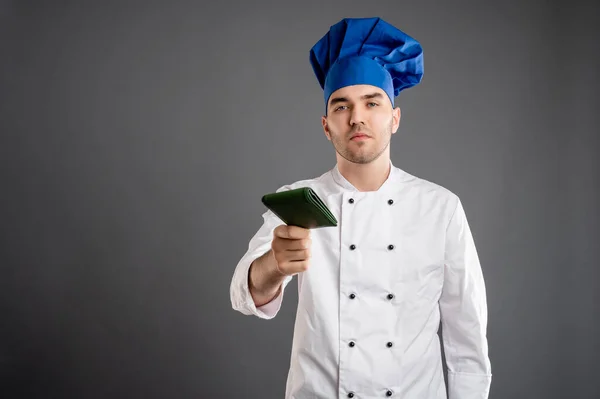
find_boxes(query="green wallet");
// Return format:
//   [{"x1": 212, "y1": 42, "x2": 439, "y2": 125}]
[{"x1": 261, "y1": 187, "x2": 338, "y2": 229}]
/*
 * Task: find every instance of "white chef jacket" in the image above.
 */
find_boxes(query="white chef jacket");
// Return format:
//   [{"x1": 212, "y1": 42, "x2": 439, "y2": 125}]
[{"x1": 230, "y1": 161, "x2": 492, "y2": 399}]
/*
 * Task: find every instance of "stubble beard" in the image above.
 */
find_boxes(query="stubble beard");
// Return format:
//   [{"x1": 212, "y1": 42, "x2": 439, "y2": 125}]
[{"x1": 330, "y1": 119, "x2": 393, "y2": 165}]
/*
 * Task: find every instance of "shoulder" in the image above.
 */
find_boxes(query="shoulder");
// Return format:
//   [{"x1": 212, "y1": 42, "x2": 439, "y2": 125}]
[
  {"x1": 399, "y1": 167, "x2": 457, "y2": 196},
  {"x1": 394, "y1": 167, "x2": 461, "y2": 215}
]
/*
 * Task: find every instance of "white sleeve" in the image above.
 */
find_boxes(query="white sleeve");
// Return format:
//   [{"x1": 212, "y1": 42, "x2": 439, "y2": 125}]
[
  {"x1": 230, "y1": 205, "x2": 293, "y2": 320},
  {"x1": 439, "y1": 197, "x2": 492, "y2": 399}
]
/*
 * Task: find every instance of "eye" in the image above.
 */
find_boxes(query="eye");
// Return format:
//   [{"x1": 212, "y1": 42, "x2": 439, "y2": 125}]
[
  {"x1": 367, "y1": 102, "x2": 378, "y2": 107},
  {"x1": 334, "y1": 105, "x2": 348, "y2": 111}
]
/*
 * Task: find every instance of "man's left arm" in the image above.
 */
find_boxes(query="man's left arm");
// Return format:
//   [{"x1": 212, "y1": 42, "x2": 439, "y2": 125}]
[{"x1": 439, "y1": 197, "x2": 492, "y2": 399}]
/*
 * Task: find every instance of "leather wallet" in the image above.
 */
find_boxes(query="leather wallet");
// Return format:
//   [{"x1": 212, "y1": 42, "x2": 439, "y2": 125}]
[{"x1": 261, "y1": 187, "x2": 338, "y2": 229}]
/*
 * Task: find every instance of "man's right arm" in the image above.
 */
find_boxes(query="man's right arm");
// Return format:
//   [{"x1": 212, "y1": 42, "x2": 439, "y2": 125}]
[
  {"x1": 248, "y1": 249, "x2": 288, "y2": 307},
  {"x1": 230, "y1": 208, "x2": 292, "y2": 319},
  {"x1": 231, "y1": 206, "x2": 312, "y2": 319}
]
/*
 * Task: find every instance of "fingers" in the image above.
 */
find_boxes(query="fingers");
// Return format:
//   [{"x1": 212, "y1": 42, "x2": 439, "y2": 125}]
[
  {"x1": 274, "y1": 225, "x2": 311, "y2": 240},
  {"x1": 272, "y1": 236, "x2": 312, "y2": 252},
  {"x1": 283, "y1": 248, "x2": 311, "y2": 262},
  {"x1": 271, "y1": 225, "x2": 313, "y2": 276},
  {"x1": 275, "y1": 259, "x2": 310, "y2": 275}
]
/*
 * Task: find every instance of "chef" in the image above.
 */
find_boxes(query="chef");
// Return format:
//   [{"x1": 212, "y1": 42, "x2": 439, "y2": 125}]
[{"x1": 230, "y1": 17, "x2": 492, "y2": 399}]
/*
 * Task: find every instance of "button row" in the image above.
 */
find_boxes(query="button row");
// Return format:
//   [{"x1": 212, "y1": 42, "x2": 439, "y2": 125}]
[
  {"x1": 347, "y1": 389, "x2": 394, "y2": 397},
  {"x1": 345, "y1": 196, "x2": 395, "y2": 399},
  {"x1": 348, "y1": 293, "x2": 394, "y2": 300},
  {"x1": 348, "y1": 244, "x2": 394, "y2": 250},
  {"x1": 347, "y1": 340, "x2": 394, "y2": 348},
  {"x1": 347, "y1": 198, "x2": 394, "y2": 205}
]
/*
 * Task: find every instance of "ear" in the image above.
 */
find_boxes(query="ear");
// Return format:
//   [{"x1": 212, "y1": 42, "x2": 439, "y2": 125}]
[
  {"x1": 321, "y1": 116, "x2": 332, "y2": 141},
  {"x1": 391, "y1": 106, "x2": 401, "y2": 134}
]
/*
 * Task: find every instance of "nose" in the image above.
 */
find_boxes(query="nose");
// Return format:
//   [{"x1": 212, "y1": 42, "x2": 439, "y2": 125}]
[{"x1": 349, "y1": 107, "x2": 365, "y2": 126}]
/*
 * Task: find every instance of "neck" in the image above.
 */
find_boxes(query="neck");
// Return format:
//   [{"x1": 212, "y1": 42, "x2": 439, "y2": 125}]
[{"x1": 336, "y1": 152, "x2": 392, "y2": 192}]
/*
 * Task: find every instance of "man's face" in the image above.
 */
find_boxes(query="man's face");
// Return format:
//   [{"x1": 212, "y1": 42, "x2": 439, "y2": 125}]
[{"x1": 321, "y1": 84, "x2": 401, "y2": 164}]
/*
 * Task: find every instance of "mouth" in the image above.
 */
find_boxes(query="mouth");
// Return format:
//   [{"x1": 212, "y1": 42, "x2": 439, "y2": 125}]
[{"x1": 350, "y1": 133, "x2": 371, "y2": 141}]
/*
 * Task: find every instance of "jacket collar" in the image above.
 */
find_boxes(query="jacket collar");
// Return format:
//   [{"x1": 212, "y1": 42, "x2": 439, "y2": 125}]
[{"x1": 330, "y1": 159, "x2": 414, "y2": 194}]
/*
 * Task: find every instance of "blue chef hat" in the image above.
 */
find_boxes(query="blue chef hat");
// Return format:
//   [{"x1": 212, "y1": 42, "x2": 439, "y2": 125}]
[{"x1": 309, "y1": 17, "x2": 424, "y2": 112}]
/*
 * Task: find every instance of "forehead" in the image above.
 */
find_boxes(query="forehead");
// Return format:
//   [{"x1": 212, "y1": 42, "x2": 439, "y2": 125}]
[{"x1": 328, "y1": 84, "x2": 388, "y2": 103}]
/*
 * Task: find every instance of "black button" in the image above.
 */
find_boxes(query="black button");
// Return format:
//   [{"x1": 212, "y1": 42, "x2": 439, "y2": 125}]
[
  {"x1": 386, "y1": 390, "x2": 393, "y2": 396},
  {"x1": 387, "y1": 342, "x2": 393, "y2": 348},
  {"x1": 350, "y1": 244, "x2": 356, "y2": 250},
  {"x1": 388, "y1": 199, "x2": 394, "y2": 205},
  {"x1": 387, "y1": 244, "x2": 394, "y2": 250},
  {"x1": 349, "y1": 341, "x2": 355, "y2": 347},
  {"x1": 387, "y1": 293, "x2": 394, "y2": 300},
  {"x1": 348, "y1": 198, "x2": 354, "y2": 204},
  {"x1": 347, "y1": 393, "x2": 355, "y2": 398},
  {"x1": 349, "y1": 293, "x2": 356, "y2": 299}
]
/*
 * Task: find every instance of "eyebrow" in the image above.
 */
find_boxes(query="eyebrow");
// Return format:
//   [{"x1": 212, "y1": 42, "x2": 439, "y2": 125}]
[{"x1": 328, "y1": 92, "x2": 384, "y2": 107}]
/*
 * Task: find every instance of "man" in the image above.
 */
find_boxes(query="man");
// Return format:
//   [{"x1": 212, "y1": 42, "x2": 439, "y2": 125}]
[{"x1": 230, "y1": 17, "x2": 492, "y2": 399}]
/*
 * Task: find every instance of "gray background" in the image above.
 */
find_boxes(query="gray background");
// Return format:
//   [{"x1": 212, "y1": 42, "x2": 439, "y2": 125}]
[{"x1": 1, "y1": 1, "x2": 598, "y2": 398}]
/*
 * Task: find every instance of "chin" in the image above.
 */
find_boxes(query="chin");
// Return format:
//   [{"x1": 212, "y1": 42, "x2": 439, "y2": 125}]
[{"x1": 344, "y1": 153, "x2": 379, "y2": 164}]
